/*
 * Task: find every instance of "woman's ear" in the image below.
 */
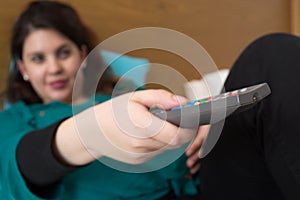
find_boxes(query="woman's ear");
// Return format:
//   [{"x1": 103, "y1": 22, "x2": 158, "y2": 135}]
[
  {"x1": 16, "y1": 60, "x2": 29, "y2": 81},
  {"x1": 80, "y1": 45, "x2": 88, "y2": 60},
  {"x1": 79, "y1": 45, "x2": 88, "y2": 70}
]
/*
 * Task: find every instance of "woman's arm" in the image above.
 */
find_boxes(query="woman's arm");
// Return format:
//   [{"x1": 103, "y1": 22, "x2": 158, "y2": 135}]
[
  {"x1": 17, "y1": 89, "x2": 198, "y2": 192},
  {"x1": 54, "y1": 89, "x2": 196, "y2": 166},
  {"x1": 16, "y1": 120, "x2": 78, "y2": 198}
]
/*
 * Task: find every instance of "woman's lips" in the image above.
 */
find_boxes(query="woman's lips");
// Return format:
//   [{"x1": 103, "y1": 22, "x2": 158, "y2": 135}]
[{"x1": 49, "y1": 80, "x2": 67, "y2": 89}]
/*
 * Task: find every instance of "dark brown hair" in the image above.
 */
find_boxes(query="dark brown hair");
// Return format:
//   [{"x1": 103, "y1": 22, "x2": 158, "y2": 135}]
[{"x1": 4, "y1": 1, "x2": 115, "y2": 105}]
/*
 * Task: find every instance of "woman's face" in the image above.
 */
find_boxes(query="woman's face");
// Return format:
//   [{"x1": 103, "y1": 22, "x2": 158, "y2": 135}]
[{"x1": 18, "y1": 29, "x2": 87, "y2": 104}]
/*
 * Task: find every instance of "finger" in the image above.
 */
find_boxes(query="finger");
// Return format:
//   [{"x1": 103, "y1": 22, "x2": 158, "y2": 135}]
[
  {"x1": 128, "y1": 137, "x2": 169, "y2": 153},
  {"x1": 186, "y1": 138, "x2": 201, "y2": 157},
  {"x1": 151, "y1": 124, "x2": 197, "y2": 149},
  {"x1": 131, "y1": 89, "x2": 188, "y2": 110},
  {"x1": 186, "y1": 151, "x2": 200, "y2": 167},
  {"x1": 189, "y1": 163, "x2": 200, "y2": 174},
  {"x1": 186, "y1": 125, "x2": 210, "y2": 156},
  {"x1": 186, "y1": 133, "x2": 203, "y2": 156}
]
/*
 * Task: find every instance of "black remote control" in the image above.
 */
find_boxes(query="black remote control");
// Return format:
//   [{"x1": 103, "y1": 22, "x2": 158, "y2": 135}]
[{"x1": 150, "y1": 82, "x2": 271, "y2": 128}]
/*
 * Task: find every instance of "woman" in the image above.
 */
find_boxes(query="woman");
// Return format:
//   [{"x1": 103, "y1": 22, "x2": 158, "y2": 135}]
[{"x1": 0, "y1": 1, "x2": 204, "y2": 199}]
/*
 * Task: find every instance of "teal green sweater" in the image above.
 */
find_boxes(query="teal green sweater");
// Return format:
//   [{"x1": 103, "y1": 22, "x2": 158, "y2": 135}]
[{"x1": 0, "y1": 95, "x2": 199, "y2": 200}]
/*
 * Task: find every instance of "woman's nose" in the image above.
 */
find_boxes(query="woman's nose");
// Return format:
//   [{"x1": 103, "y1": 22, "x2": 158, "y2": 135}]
[{"x1": 47, "y1": 58, "x2": 63, "y2": 74}]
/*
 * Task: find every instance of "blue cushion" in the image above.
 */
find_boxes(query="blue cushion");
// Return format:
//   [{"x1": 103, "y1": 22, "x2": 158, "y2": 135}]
[{"x1": 100, "y1": 50, "x2": 149, "y2": 87}]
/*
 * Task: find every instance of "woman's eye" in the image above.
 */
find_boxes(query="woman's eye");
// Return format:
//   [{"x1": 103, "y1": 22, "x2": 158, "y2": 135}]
[
  {"x1": 57, "y1": 48, "x2": 71, "y2": 59},
  {"x1": 31, "y1": 54, "x2": 44, "y2": 63}
]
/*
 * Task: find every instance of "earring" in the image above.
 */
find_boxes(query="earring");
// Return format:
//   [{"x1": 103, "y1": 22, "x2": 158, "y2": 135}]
[{"x1": 23, "y1": 74, "x2": 29, "y2": 81}]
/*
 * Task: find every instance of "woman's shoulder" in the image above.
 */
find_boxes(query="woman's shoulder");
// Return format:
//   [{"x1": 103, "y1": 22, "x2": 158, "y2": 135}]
[
  {"x1": 0, "y1": 101, "x2": 34, "y2": 139},
  {"x1": 0, "y1": 101, "x2": 29, "y2": 117},
  {"x1": 0, "y1": 101, "x2": 65, "y2": 123}
]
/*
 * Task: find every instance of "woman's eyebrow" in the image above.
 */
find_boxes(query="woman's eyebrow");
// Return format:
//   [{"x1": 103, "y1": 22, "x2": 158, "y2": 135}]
[
  {"x1": 56, "y1": 44, "x2": 71, "y2": 51},
  {"x1": 25, "y1": 51, "x2": 43, "y2": 60},
  {"x1": 26, "y1": 43, "x2": 71, "y2": 57}
]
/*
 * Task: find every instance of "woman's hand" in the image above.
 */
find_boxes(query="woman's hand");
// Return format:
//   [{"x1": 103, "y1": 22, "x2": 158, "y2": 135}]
[
  {"x1": 185, "y1": 125, "x2": 210, "y2": 174},
  {"x1": 54, "y1": 89, "x2": 198, "y2": 166}
]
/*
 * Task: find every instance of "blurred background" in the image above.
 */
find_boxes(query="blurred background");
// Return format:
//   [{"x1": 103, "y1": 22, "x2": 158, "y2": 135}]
[{"x1": 0, "y1": 0, "x2": 299, "y2": 99}]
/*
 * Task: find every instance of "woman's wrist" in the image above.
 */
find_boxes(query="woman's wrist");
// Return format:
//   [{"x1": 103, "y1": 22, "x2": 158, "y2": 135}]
[{"x1": 54, "y1": 116, "x2": 102, "y2": 166}]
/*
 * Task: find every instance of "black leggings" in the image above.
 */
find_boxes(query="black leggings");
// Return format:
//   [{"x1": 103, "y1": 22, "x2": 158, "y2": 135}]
[{"x1": 199, "y1": 33, "x2": 300, "y2": 200}]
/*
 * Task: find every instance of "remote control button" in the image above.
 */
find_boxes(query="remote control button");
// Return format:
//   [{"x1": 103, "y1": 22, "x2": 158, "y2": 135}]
[
  {"x1": 188, "y1": 100, "x2": 199, "y2": 106},
  {"x1": 194, "y1": 101, "x2": 201, "y2": 105},
  {"x1": 171, "y1": 106, "x2": 181, "y2": 110}
]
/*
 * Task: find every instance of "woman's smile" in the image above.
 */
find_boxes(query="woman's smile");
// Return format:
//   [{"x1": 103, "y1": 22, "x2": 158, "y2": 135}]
[{"x1": 49, "y1": 79, "x2": 68, "y2": 89}]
